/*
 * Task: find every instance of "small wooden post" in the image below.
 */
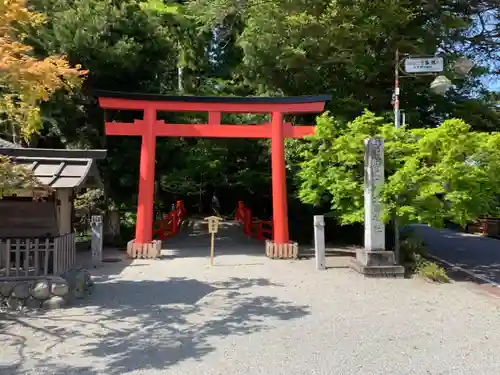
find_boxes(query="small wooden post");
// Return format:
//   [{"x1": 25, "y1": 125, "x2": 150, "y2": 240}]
[
  {"x1": 314, "y1": 215, "x2": 325, "y2": 270},
  {"x1": 205, "y1": 216, "x2": 222, "y2": 266},
  {"x1": 210, "y1": 232, "x2": 215, "y2": 265}
]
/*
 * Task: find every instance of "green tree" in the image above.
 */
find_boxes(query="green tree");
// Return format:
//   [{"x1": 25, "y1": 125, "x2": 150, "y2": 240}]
[
  {"x1": 297, "y1": 111, "x2": 500, "y2": 228},
  {"x1": 188, "y1": 0, "x2": 499, "y2": 128},
  {"x1": 26, "y1": 0, "x2": 179, "y2": 150}
]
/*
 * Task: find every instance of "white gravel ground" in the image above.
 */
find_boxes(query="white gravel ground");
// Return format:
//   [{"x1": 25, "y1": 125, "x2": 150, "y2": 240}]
[{"x1": 1, "y1": 227, "x2": 500, "y2": 375}]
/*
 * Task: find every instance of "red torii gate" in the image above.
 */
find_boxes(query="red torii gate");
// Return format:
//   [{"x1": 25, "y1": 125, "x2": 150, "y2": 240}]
[{"x1": 96, "y1": 90, "x2": 331, "y2": 257}]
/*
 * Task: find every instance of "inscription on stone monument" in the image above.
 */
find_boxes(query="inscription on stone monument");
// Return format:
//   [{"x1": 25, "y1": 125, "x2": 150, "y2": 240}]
[{"x1": 364, "y1": 137, "x2": 385, "y2": 251}]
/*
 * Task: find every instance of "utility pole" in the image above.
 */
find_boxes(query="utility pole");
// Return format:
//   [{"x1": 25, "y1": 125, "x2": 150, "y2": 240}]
[
  {"x1": 393, "y1": 48, "x2": 401, "y2": 264},
  {"x1": 394, "y1": 49, "x2": 401, "y2": 129}
]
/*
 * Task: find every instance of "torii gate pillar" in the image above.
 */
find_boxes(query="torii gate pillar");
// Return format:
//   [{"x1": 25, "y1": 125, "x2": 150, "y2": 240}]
[
  {"x1": 136, "y1": 108, "x2": 156, "y2": 244},
  {"x1": 271, "y1": 112, "x2": 289, "y2": 244}
]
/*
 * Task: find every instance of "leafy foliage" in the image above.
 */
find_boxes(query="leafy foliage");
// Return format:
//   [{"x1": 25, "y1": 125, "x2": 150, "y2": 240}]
[
  {"x1": 0, "y1": 0, "x2": 498, "y2": 238},
  {"x1": 0, "y1": 0, "x2": 86, "y2": 140},
  {"x1": 188, "y1": 0, "x2": 499, "y2": 127},
  {"x1": 298, "y1": 111, "x2": 500, "y2": 228},
  {"x1": 0, "y1": 155, "x2": 44, "y2": 193}
]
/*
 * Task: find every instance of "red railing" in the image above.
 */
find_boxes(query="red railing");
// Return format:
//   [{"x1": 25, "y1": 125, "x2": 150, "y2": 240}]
[
  {"x1": 153, "y1": 200, "x2": 187, "y2": 240},
  {"x1": 235, "y1": 201, "x2": 273, "y2": 241}
]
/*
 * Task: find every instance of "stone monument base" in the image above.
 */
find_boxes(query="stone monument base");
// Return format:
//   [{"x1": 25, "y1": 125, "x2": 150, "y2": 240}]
[
  {"x1": 127, "y1": 239, "x2": 162, "y2": 259},
  {"x1": 265, "y1": 240, "x2": 299, "y2": 259},
  {"x1": 349, "y1": 250, "x2": 405, "y2": 278}
]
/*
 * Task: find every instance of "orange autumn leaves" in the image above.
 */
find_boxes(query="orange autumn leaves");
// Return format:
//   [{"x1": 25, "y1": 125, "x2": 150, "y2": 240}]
[{"x1": 0, "y1": 0, "x2": 87, "y2": 139}]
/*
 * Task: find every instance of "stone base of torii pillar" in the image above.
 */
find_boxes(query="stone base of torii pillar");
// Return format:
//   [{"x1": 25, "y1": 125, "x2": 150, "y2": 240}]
[
  {"x1": 265, "y1": 240, "x2": 299, "y2": 259},
  {"x1": 349, "y1": 137, "x2": 405, "y2": 278}
]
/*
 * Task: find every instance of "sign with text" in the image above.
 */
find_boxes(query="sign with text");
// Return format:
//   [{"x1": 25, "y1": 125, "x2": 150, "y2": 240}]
[
  {"x1": 205, "y1": 216, "x2": 222, "y2": 234},
  {"x1": 403, "y1": 57, "x2": 444, "y2": 74},
  {"x1": 204, "y1": 216, "x2": 222, "y2": 266}
]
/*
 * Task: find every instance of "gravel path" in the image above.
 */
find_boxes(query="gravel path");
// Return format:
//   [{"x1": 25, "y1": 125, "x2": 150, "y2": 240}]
[{"x1": 1, "y1": 222, "x2": 500, "y2": 375}]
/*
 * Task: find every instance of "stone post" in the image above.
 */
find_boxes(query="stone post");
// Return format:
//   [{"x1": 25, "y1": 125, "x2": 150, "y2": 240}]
[
  {"x1": 349, "y1": 137, "x2": 404, "y2": 278},
  {"x1": 364, "y1": 137, "x2": 385, "y2": 251},
  {"x1": 91, "y1": 215, "x2": 103, "y2": 266},
  {"x1": 314, "y1": 215, "x2": 326, "y2": 270}
]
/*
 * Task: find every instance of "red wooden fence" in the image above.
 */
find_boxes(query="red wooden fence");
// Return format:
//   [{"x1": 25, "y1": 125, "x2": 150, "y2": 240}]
[
  {"x1": 152, "y1": 200, "x2": 187, "y2": 240},
  {"x1": 235, "y1": 201, "x2": 273, "y2": 241}
]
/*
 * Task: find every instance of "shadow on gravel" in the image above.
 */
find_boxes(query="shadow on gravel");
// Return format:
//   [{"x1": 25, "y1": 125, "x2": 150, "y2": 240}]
[{"x1": 0, "y1": 277, "x2": 310, "y2": 375}]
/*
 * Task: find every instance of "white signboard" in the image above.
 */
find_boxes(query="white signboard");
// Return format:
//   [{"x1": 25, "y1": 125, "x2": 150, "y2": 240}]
[{"x1": 404, "y1": 57, "x2": 444, "y2": 74}]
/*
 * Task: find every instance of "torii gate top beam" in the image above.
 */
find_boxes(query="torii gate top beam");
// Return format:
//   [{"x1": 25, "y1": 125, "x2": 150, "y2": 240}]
[
  {"x1": 96, "y1": 90, "x2": 331, "y2": 139},
  {"x1": 96, "y1": 90, "x2": 331, "y2": 114}
]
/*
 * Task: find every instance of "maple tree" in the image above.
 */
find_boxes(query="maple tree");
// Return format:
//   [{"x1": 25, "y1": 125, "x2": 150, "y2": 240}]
[
  {"x1": 0, "y1": 0, "x2": 86, "y2": 140},
  {"x1": 0, "y1": 0, "x2": 86, "y2": 189},
  {"x1": 0, "y1": 155, "x2": 43, "y2": 194}
]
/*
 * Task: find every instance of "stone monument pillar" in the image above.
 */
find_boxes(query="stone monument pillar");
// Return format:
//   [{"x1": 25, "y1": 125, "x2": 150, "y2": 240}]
[
  {"x1": 364, "y1": 137, "x2": 385, "y2": 251},
  {"x1": 91, "y1": 215, "x2": 103, "y2": 267},
  {"x1": 349, "y1": 137, "x2": 404, "y2": 278}
]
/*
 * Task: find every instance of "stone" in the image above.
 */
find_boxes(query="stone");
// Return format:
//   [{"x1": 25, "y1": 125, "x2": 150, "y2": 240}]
[
  {"x1": 0, "y1": 282, "x2": 15, "y2": 297},
  {"x1": 74, "y1": 269, "x2": 87, "y2": 296},
  {"x1": 59, "y1": 266, "x2": 93, "y2": 301},
  {"x1": 31, "y1": 280, "x2": 50, "y2": 300},
  {"x1": 356, "y1": 250, "x2": 398, "y2": 267},
  {"x1": 7, "y1": 296, "x2": 23, "y2": 311},
  {"x1": 51, "y1": 280, "x2": 69, "y2": 297},
  {"x1": 25, "y1": 296, "x2": 42, "y2": 309},
  {"x1": 349, "y1": 257, "x2": 405, "y2": 278},
  {"x1": 350, "y1": 250, "x2": 405, "y2": 278},
  {"x1": 42, "y1": 296, "x2": 67, "y2": 310},
  {"x1": 12, "y1": 282, "x2": 31, "y2": 299},
  {"x1": 82, "y1": 269, "x2": 93, "y2": 290},
  {"x1": 314, "y1": 215, "x2": 326, "y2": 270},
  {"x1": 364, "y1": 137, "x2": 385, "y2": 251},
  {"x1": 91, "y1": 215, "x2": 103, "y2": 265},
  {"x1": 63, "y1": 267, "x2": 87, "y2": 299}
]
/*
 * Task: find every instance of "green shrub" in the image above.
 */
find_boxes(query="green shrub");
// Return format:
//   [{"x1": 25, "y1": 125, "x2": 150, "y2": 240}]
[
  {"x1": 399, "y1": 230, "x2": 449, "y2": 283},
  {"x1": 416, "y1": 260, "x2": 450, "y2": 283}
]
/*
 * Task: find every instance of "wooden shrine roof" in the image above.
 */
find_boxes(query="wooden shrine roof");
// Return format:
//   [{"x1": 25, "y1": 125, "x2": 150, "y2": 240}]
[{"x1": 0, "y1": 142, "x2": 106, "y2": 189}]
